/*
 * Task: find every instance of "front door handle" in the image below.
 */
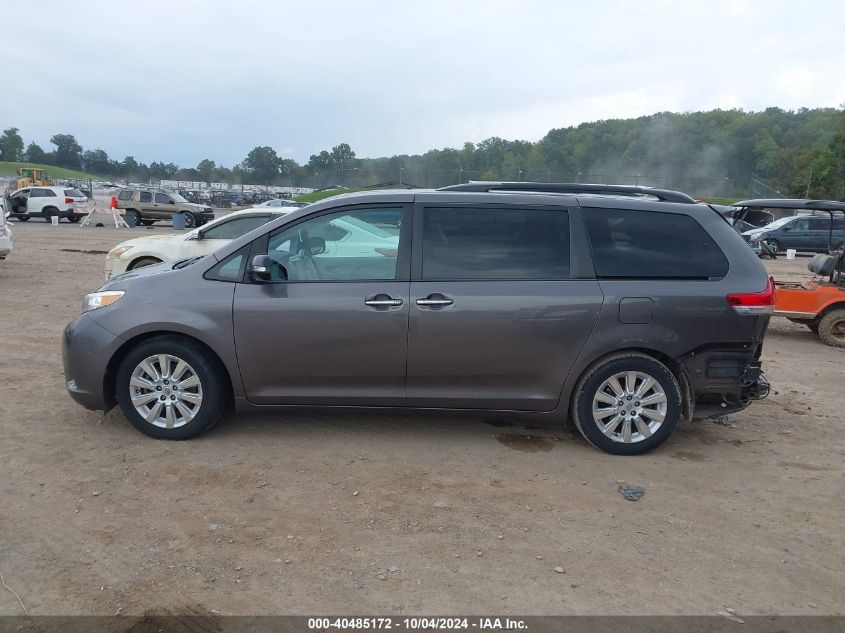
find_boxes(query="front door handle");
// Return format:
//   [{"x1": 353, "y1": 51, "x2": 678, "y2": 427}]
[
  {"x1": 416, "y1": 293, "x2": 454, "y2": 308},
  {"x1": 364, "y1": 294, "x2": 403, "y2": 309}
]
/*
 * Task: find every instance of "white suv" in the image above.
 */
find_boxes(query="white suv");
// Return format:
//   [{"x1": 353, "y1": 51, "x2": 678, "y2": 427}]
[{"x1": 6, "y1": 186, "x2": 89, "y2": 222}]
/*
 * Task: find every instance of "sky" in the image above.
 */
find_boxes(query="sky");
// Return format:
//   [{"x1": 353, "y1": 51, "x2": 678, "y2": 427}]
[{"x1": 3, "y1": 0, "x2": 844, "y2": 167}]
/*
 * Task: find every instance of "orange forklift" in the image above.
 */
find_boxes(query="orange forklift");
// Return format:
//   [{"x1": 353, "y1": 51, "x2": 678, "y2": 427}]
[{"x1": 732, "y1": 199, "x2": 845, "y2": 347}]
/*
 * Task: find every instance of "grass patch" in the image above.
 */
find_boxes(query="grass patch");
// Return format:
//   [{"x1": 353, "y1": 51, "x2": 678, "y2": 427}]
[{"x1": 0, "y1": 161, "x2": 105, "y2": 182}]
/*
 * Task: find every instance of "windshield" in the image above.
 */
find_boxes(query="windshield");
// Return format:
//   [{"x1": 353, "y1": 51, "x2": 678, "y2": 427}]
[
  {"x1": 759, "y1": 216, "x2": 795, "y2": 230},
  {"x1": 338, "y1": 215, "x2": 395, "y2": 238}
]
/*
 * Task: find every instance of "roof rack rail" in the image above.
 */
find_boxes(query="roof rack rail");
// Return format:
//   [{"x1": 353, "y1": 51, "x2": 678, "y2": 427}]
[{"x1": 438, "y1": 182, "x2": 697, "y2": 204}]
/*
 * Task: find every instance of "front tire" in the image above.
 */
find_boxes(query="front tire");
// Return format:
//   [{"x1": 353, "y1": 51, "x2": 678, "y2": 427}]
[
  {"x1": 571, "y1": 353, "x2": 682, "y2": 455},
  {"x1": 181, "y1": 212, "x2": 197, "y2": 228},
  {"x1": 763, "y1": 238, "x2": 781, "y2": 253},
  {"x1": 115, "y1": 336, "x2": 229, "y2": 439},
  {"x1": 128, "y1": 257, "x2": 162, "y2": 270},
  {"x1": 818, "y1": 309, "x2": 845, "y2": 348},
  {"x1": 124, "y1": 210, "x2": 141, "y2": 227}
]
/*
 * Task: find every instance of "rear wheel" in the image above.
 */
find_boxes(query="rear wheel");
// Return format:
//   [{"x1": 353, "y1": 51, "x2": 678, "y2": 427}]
[
  {"x1": 115, "y1": 336, "x2": 229, "y2": 439},
  {"x1": 572, "y1": 353, "x2": 682, "y2": 455},
  {"x1": 67, "y1": 213, "x2": 81, "y2": 223},
  {"x1": 124, "y1": 210, "x2": 141, "y2": 227},
  {"x1": 818, "y1": 309, "x2": 845, "y2": 348}
]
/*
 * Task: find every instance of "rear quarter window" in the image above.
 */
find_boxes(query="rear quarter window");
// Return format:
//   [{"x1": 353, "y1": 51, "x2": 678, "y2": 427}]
[
  {"x1": 64, "y1": 189, "x2": 85, "y2": 197},
  {"x1": 117, "y1": 190, "x2": 134, "y2": 201},
  {"x1": 584, "y1": 208, "x2": 729, "y2": 279}
]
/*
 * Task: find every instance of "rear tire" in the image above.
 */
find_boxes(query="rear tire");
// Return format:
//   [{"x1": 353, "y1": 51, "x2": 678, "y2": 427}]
[
  {"x1": 763, "y1": 238, "x2": 780, "y2": 253},
  {"x1": 67, "y1": 213, "x2": 81, "y2": 223},
  {"x1": 818, "y1": 309, "x2": 845, "y2": 348},
  {"x1": 115, "y1": 336, "x2": 229, "y2": 439},
  {"x1": 571, "y1": 353, "x2": 682, "y2": 455},
  {"x1": 124, "y1": 210, "x2": 141, "y2": 227}
]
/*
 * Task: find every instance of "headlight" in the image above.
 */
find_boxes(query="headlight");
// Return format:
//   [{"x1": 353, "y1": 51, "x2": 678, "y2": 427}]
[
  {"x1": 82, "y1": 291, "x2": 125, "y2": 313},
  {"x1": 747, "y1": 232, "x2": 765, "y2": 240},
  {"x1": 108, "y1": 245, "x2": 135, "y2": 258}
]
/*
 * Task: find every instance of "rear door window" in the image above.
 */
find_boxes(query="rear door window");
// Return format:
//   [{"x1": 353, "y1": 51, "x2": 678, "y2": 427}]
[
  {"x1": 421, "y1": 207, "x2": 570, "y2": 280},
  {"x1": 139, "y1": 191, "x2": 152, "y2": 203},
  {"x1": 584, "y1": 208, "x2": 728, "y2": 279}
]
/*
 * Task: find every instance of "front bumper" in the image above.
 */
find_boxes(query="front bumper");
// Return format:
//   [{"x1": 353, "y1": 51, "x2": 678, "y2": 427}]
[
  {"x1": 104, "y1": 257, "x2": 130, "y2": 281},
  {"x1": 62, "y1": 313, "x2": 121, "y2": 411}
]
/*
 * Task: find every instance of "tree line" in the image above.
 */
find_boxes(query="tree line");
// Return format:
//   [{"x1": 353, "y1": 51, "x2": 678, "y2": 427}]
[{"x1": 2, "y1": 106, "x2": 843, "y2": 198}]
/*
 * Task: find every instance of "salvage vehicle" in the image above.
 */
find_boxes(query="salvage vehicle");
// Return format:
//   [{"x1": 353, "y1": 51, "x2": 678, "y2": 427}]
[
  {"x1": 64, "y1": 183, "x2": 773, "y2": 455},
  {"x1": 12, "y1": 166, "x2": 52, "y2": 189},
  {"x1": 105, "y1": 209, "x2": 293, "y2": 279},
  {"x1": 734, "y1": 199, "x2": 845, "y2": 348},
  {"x1": 0, "y1": 198, "x2": 12, "y2": 259},
  {"x1": 6, "y1": 185, "x2": 89, "y2": 222},
  {"x1": 739, "y1": 201, "x2": 845, "y2": 254},
  {"x1": 115, "y1": 187, "x2": 214, "y2": 228}
]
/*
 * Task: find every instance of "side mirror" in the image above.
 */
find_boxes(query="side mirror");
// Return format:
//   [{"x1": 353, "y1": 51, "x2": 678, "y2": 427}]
[
  {"x1": 782, "y1": 226, "x2": 791, "y2": 232},
  {"x1": 169, "y1": 199, "x2": 176, "y2": 205},
  {"x1": 302, "y1": 236, "x2": 325, "y2": 255},
  {"x1": 249, "y1": 254, "x2": 283, "y2": 282}
]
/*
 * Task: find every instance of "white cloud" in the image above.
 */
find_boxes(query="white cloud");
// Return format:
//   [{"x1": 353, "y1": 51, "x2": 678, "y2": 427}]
[{"x1": 1, "y1": 0, "x2": 842, "y2": 165}]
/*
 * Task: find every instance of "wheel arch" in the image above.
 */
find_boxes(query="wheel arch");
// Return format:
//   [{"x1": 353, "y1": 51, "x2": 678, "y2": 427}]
[
  {"x1": 127, "y1": 255, "x2": 163, "y2": 270},
  {"x1": 565, "y1": 347, "x2": 693, "y2": 422},
  {"x1": 816, "y1": 300, "x2": 845, "y2": 321},
  {"x1": 103, "y1": 330, "x2": 235, "y2": 411}
]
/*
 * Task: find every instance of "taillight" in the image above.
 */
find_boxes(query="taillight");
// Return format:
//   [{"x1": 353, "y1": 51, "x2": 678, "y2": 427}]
[
  {"x1": 726, "y1": 277, "x2": 775, "y2": 315},
  {"x1": 65, "y1": 197, "x2": 74, "y2": 204}
]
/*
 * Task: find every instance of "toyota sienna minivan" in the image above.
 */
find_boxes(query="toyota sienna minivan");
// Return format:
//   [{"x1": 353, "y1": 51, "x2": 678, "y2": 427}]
[{"x1": 63, "y1": 183, "x2": 773, "y2": 455}]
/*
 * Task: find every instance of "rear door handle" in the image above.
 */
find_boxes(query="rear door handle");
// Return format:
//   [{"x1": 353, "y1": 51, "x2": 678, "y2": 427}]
[
  {"x1": 364, "y1": 294, "x2": 403, "y2": 308},
  {"x1": 416, "y1": 293, "x2": 454, "y2": 308}
]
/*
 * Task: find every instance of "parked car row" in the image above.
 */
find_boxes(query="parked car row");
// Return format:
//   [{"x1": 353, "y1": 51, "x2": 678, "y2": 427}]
[{"x1": 64, "y1": 183, "x2": 774, "y2": 456}]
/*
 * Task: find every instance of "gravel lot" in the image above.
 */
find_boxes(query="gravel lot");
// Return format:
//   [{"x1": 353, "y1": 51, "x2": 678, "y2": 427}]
[{"x1": 0, "y1": 220, "x2": 843, "y2": 616}]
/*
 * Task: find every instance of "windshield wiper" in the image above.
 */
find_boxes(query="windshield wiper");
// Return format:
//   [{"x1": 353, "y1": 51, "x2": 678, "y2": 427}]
[{"x1": 172, "y1": 256, "x2": 205, "y2": 270}]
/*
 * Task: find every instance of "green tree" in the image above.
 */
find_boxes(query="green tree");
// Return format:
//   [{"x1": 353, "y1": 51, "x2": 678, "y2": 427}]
[
  {"x1": 0, "y1": 127, "x2": 24, "y2": 161},
  {"x1": 81, "y1": 149, "x2": 113, "y2": 175},
  {"x1": 49, "y1": 133, "x2": 83, "y2": 168},
  {"x1": 243, "y1": 146, "x2": 280, "y2": 184},
  {"x1": 196, "y1": 159, "x2": 216, "y2": 183},
  {"x1": 25, "y1": 142, "x2": 46, "y2": 163}
]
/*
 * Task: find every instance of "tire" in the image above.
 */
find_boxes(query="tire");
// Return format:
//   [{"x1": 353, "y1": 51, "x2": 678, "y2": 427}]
[
  {"x1": 571, "y1": 352, "x2": 682, "y2": 455},
  {"x1": 42, "y1": 207, "x2": 58, "y2": 222},
  {"x1": 128, "y1": 257, "x2": 162, "y2": 270},
  {"x1": 763, "y1": 238, "x2": 780, "y2": 253},
  {"x1": 67, "y1": 213, "x2": 81, "y2": 223},
  {"x1": 124, "y1": 210, "x2": 141, "y2": 227},
  {"x1": 16, "y1": 215, "x2": 29, "y2": 222},
  {"x1": 115, "y1": 336, "x2": 229, "y2": 439},
  {"x1": 182, "y1": 212, "x2": 197, "y2": 228},
  {"x1": 817, "y1": 309, "x2": 845, "y2": 348}
]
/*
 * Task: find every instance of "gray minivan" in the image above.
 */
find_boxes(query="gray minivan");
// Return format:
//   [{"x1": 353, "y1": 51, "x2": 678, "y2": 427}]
[
  {"x1": 63, "y1": 183, "x2": 773, "y2": 455},
  {"x1": 742, "y1": 214, "x2": 845, "y2": 253}
]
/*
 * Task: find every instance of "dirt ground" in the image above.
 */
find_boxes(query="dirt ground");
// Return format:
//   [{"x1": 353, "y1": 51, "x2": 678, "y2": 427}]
[{"x1": 0, "y1": 220, "x2": 843, "y2": 617}]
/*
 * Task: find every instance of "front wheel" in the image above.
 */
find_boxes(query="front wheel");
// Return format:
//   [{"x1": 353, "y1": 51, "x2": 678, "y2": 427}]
[
  {"x1": 818, "y1": 309, "x2": 845, "y2": 348},
  {"x1": 571, "y1": 353, "x2": 682, "y2": 455},
  {"x1": 181, "y1": 212, "x2": 197, "y2": 228},
  {"x1": 762, "y1": 238, "x2": 781, "y2": 254},
  {"x1": 115, "y1": 336, "x2": 229, "y2": 439}
]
